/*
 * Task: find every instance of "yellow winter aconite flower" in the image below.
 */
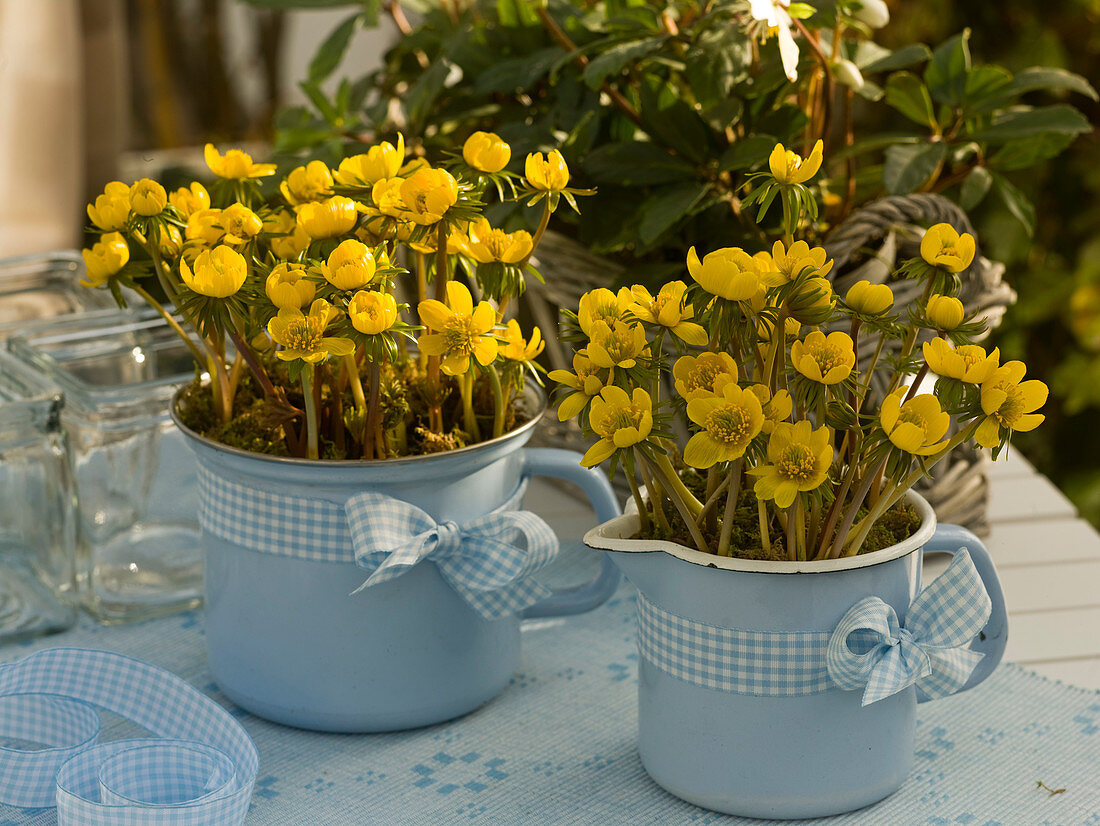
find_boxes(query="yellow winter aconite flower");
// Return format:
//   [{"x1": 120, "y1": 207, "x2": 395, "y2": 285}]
[
  {"x1": 922, "y1": 338, "x2": 1000, "y2": 384},
  {"x1": 181, "y1": 246, "x2": 248, "y2": 298},
  {"x1": 790, "y1": 330, "x2": 856, "y2": 385},
  {"x1": 549, "y1": 354, "x2": 607, "y2": 422},
  {"x1": 320, "y1": 239, "x2": 376, "y2": 291},
  {"x1": 628, "y1": 281, "x2": 708, "y2": 346},
  {"x1": 81, "y1": 232, "x2": 129, "y2": 287},
  {"x1": 263, "y1": 210, "x2": 310, "y2": 260},
  {"x1": 280, "y1": 160, "x2": 334, "y2": 206},
  {"x1": 845, "y1": 280, "x2": 894, "y2": 316},
  {"x1": 369, "y1": 177, "x2": 412, "y2": 221},
  {"x1": 461, "y1": 217, "x2": 533, "y2": 264},
  {"x1": 169, "y1": 182, "x2": 210, "y2": 218},
  {"x1": 785, "y1": 276, "x2": 837, "y2": 325},
  {"x1": 417, "y1": 281, "x2": 499, "y2": 376},
  {"x1": 204, "y1": 143, "x2": 276, "y2": 180},
  {"x1": 296, "y1": 196, "x2": 359, "y2": 240},
  {"x1": 156, "y1": 224, "x2": 183, "y2": 258},
  {"x1": 333, "y1": 135, "x2": 406, "y2": 187},
  {"x1": 400, "y1": 167, "x2": 459, "y2": 225},
  {"x1": 879, "y1": 387, "x2": 950, "y2": 456},
  {"x1": 525, "y1": 150, "x2": 570, "y2": 192},
  {"x1": 185, "y1": 208, "x2": 225, "y2": 248},
  {"x1": 769, "y1": 140, "x2": 823, "y2": 185},
  {"x1": 673, "y1": 352, "x2": 739, "y2": 401},
  {"x1": 87, "y1": 182, "x2": 131, "y2": 231},
  {"x1": 750, "y1": 385, "x2": 793, "y2": 434},
  {"x1": 763, "y1": 240, "x2": 834, "y2": 286},
  {"x1": 687, "y1": 246, "x2": 761, "y2": 301},
  {"x1": 463, "y1": 131, "x2": 511, "y2": 174},
  {"x1": 975, "y1": 361, "x2": 1048, "y2": 448},
  {"x1": 684, "y1": 381, "x2": 764, "y2": 469},
  {"x1": 218, "y1": 203, "x2": 264, "y2": 246},
  {"x1": 920, "y1": 223, "x2": 976, "y2": 274},
  {"x1": 265, "y1": 263, "x2": 315, "y2": 310},
  {"x1": 128, "y1": 178, "x2": 167, "y2": 217},
  {"x1": 578, "y1": 287, "x2": 632, "y2": 335},
  {"x1": 499, "y1": 320, "x2": 545, "y2": 363},
  {"x1": 585, "y1": 320, "x2": 647, "y2": 370},
  {"x1": 749, "y1": 420, "x2": 833, "y2": 508},
  {"x1": 268, "y1": 299, "x2": 355, "y2": 364},
  {"x1": 348, "y1": 290, "x2": 399, "y2": 335},
  {"x1": 581, "y1": 386, "x2": 653, "y2": 468},
  {"x1": 925, "y1": 293, "x2": 965, "y2": 331}
]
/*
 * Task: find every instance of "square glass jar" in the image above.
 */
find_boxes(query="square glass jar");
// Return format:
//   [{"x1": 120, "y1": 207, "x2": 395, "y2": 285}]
[
  {"x1": 9, "y1": 313, "x2": 201, "y2": 622},
  {"x1": 0, "y1": 350, "x2": 78, "y2": 642},
  {"x1": 0, "y1": 251, "x2": 117, "y2": 340}
]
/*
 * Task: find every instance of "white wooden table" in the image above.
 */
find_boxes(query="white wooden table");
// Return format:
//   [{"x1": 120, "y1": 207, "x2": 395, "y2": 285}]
[{"x1": 527, "y1": 451, "x2": 1100, "y2": 690}]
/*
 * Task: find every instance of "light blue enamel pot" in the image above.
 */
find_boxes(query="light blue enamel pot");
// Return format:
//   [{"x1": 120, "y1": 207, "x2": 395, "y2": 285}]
[
  {"x1": 173, "y1": 388, "x2": 620, "y2": 733},
  {"x1": 584, "y1": 492, "x2": 1007, "y2": 820}
]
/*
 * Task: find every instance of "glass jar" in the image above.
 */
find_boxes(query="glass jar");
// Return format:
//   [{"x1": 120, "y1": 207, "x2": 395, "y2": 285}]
[
  {"x1": 0, "y1": 350, "x2": 78, "y2": 643},
  {"x1": 0, "y1": 251, "x2": 118, "y2": 340},
  {"x1": 9, "y1": 313, "x2": 201, "y2": 622}
]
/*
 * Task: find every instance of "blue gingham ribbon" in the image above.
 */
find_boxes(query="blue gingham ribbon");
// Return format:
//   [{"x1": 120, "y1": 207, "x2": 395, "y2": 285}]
[
  {"x1": 637, "y1": 549, "x2": 989, "y2": 704},
  {"x1": 198, "y1": 467, "x2": 559, "y2": 619},
  {"x1": 0, "y1": 648, "x2": 257, "y2": 824},
  {"x1": 827, "y1": 549, "x2": 991, "y2": 705}
]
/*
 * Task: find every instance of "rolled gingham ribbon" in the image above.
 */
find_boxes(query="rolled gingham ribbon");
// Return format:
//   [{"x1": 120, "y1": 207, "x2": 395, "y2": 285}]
[
  {"x1": 638, "y1": 549, "x2": 990, "y2": 704},
  {"x1": 0, "y1": 648, "x2": 257, "y2": 824},
  {"x1": 198, "y1": 468, "x2": 559, "y2": 619}
]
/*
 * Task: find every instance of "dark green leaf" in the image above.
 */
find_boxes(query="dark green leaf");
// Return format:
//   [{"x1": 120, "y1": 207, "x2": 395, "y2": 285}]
[
  {"x1": 958, "y1": 166, "x2": 992, "y2": 210},
  {"x1": 961, "y1": 65, "x2": 1013, "y2": 114},
  {"x1": 861, "y1": 44, "x2": 932, "y2": 74},
  {"x1": 830, "y1": 132, "x2": 921, "y2": 162},
  {"x1": 308, "y1": 12, "x2": 361, "y2": 83},
  {"x1": 701, "y1": 99, "x2": 744, "y2": 132},
  {"x1": 638, "y1": 183, "x2": 711, "y2": 245},
  {"x1": 638, "y1": 78, "x2": 714, "y2": 163},
  {"x1": 884, "y1": 72, "x2": 937, "y2": 128},
  {"x1": 1008, "y1": 67, "x2": 1099, "y2": 101},
  {"x1": 583, "y1": 38, "x2": 666, "y2": 89},
  {"x1": 967, "y1": 104, "x2": 1092, "y2": 141},
  {"x1": 298, "y1": 80, "x2": 338, "y2": 122},
  {"x1": 883, "y1": 142, "x2": 945, "y2": 194},
  {"x1": 718, "y1": 136, "x2": 776, "y2": 172},
  {"x1": 988, "y1": 131, "x2": 1076, "y2": 171},
  {"x1": 404, "y1": 59, "x2": 451, "y2": 132},
  {"x1": 583, "y1": 142, "x2": 697, "y2": 185},
  {"x1": 473, "y1": 48, "x2": 560, "y2": 94},
  {"x1": 991, "y1": 172, "x2": 1036, "y2": 237},
  {"x1": 923, "y1": 30, "x2": 970, "y2": 106}
]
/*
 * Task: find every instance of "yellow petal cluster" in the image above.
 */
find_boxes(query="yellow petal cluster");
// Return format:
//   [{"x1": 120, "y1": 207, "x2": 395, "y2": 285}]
[
  {"x1": 790, "y1": 330, "x2": 855, "y2": 385},
  {"x1": 975, "y1": 362, "x2": 1047, "y2": 448},
  {"x1": 265, "y1": 263, "x2": 315, "y2": 310},
  {"x1": 268, "y1": 299, "x2": 355, "y2": 364},
  {"x1": 462, "y1": 217, "x2": 533, "y2": 264},
  {"x1": 204, "y1": 144, "x2": 276, "y2": 180},
  {"x1": 581, "y1": 386, "x2": 653, "y2": 468},
  {"x1": 749, "y1": 420, "x2": 833, "y2": 508},
  {"x1": 673, "y1": 352, "x2": 739, "y2": 401},
  {"x1": 684, "y1": 382, "x2": 764, "y2": 468},
  {"x1": 920, "y1": 223, "x2": 976, "y2": 273},
  {"x1": 525, "y1": 150, "x2": 569, "y2": 192},
  {"x1": 400, "y1": 167, "x2": 458, "y2": 225},
  {"x1": 219, "y1": 203, "x2": 264, "y2": 246},
  {"x1": 88, "y1": 182, "x2": 131, "y2": 231},
  {"x1": 768, "y1": 140, "x2": 823, "y2": 185},
  {"x1": 263, "y1": 210, "x2": 310, "y2": 260},
  {"x1": 585, "y1": 320, "x2": 647, "y2": 369},
  {"x1": 81, "y1": 232, "x2": 129, "y2": 287},
  {"x1": 320, "y1": 239, "x2": 377, "y2": 291},
  {"x1": 879, "y1": 388, "x2": 950, "y2": 456},
  {"x1": 181, "y1": 246, "x2": 247, "y2": 298},
  {"x1": 280, "y1": 160, "x2": 334, "y2": 206},
  {"x1": 499, "y1": 320, "x2": 545, "y2": 363},
  {"x1": 549, "y1": 354, "x2": 607, "y2": 422},
  {"x1": 922, "y1": 338, "x2": 999, "y2": 384},
  {"x1": 687, "y1": 246, "x2": 760, "y2": 301},
  {"x1": 129, "y1": 178, "x2": 167, "y2": 217},
  {"x1": 296, "y1": 196, "x2": 359, "y2": 239},
  {"x1": 628, "y1": 281, "x2": 708, "y2": 346},
  {"x1": 764, "y1": 240, "x2": 833, "y2": 285},
  {"x1": 185, "y1": 208, "x2": 225, "y2": 249},
  {"x1": 845, "y1": 280, "x2": 894, "y2": 316},
  {"x1": 578, "y1": 287, "x2": 632, "y2": 335},
  {"x1": 417, "y1": 281, "x2": 498, "y2": 376},
  {"x1": 463, "y1": 131, "x2": 511, "y2": 174},
  {"x1": 349, "y1": 290, "x2": 399, "y2": 335},
  {"x1": 334, "y1": 136, "x2": 406, "y2": 187},
  {"x1": 169, "y1": 183, "x2": 210, "y2": 218},
  {"x1": 925, "y1": 294, "x2": 965, "y2": 331}
]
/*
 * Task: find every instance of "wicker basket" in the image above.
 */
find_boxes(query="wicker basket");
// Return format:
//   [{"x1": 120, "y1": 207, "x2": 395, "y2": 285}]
[{"x1": 524, "y1": 194, "x2": 1015, "y2": 536}]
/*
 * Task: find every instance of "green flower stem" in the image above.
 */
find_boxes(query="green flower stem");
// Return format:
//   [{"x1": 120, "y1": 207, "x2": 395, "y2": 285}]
[
  {"x1": 815, "y1": 455, "x2": 859, "y2": 560},
  {"x1": 652, "y1": 453, "x2": 703, "y2": 518},
  {"x1": 639, "y1": 460, "x2": 670, "y2": 533},
  {"x1": 699, "y1": 471, "x2": 730, "y2": 529},
  {"x1": 827, "y1": 454, "x2": 888, "y2": 559},
  {"x1": 758, "y1": 500, "x2": 772, "y2": 555},
  {"x1": 625, "y1": 453, "x2": 651, "y2": 535},
  {"x1": 226, "y1": 326, "x2": 278, "y2": 401},
  {"x1": 301, "y1": 368, "x2": 320, "y2": 461},
  {"x1": 884, "y1": 279, "x2": 936, "y2": 398},
  {"x1": 486, "y1": 363, "x2": 505, "y2": 439},
  {"x1": 794, "y1": 497, "x2": 807, "y2": 561},
  {"x1": 129, "y1": 283, "x2": 206, "y2": 366},
  {"x1": 716, "y1": 459, "x2": 743, "y2": 557},
  {"x1": 642, "y1": 452, "x2": 710, "y2": 554},
  {"x1": 461, "y1": 370, "x2": 482, "y2": 442},
  {"x1": 762, "y1": 315, "x2": 786, "y2": 395},
  {"x1": 345, "y1": 353, "x2": 368, "y2": 448},
  {"x1": 785, "y1": 499, "x2": 797, "y2": 561},
  {"x1": 843, "y1": 419, "x2": 982, "y2": 556}
]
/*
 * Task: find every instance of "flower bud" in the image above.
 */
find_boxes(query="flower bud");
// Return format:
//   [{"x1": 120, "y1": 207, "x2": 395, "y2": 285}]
[
  {"x1": 525, "y1": 150, "x2": 570, "y2": 192},
  {"x1": 181, "y1": 245, "x2": 247, "y2": 298},
  {"x1": 81, "y1": 232, "x2": 129, "y2": 287},
  {"x1": 926, "y1": 294, "x2": 966, "y2": 331},
  {"x1": 463, "y1": 131, "x2": 511, "y2": 173},
  {"x1": 349, "y1": 289, "x2": 399, "y2": 335},
  {"x1": 87, "y1": 182, "x2": 131, "y2": 231},
  {"x1": 129, "y1": 178, "x2": 167, "y2": 217},
  {"x1": 852, "y1": 0, "x2": 889, "y2": 28},
  {"x1": 265, "y1": 262, "x2": 315, "y2": 310},
  {"x1": 845, "y1": 279, "x2": 894, "y2": 316},
  {"x1": 322, "y1": 239, "x2": 376, "y2": 291}
]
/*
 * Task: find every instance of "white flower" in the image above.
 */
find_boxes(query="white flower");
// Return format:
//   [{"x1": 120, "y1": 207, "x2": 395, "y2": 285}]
[{"x1": 749, "y1": 0, "x2": 800, "y2": 82}]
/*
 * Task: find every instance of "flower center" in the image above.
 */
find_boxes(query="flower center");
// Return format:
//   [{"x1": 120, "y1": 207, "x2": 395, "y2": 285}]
[
  {"x1": 607, "y1": 409, "x2": 638, "y2": 432},
  {"x1": 807, "y1": 343, "x2": 845, "y2": 375},
  {"x1": 283, "y1": 318, "x2": 323, "y2": 352},
  {"x1": 686, "y1": 362, "x2": 722, "y2": 393},
  {"x1": 776, "y1": 443, "x2": 817, "y2": 482},
  {"x1": 442, "y1": 316, "x2": 477, "y2": 354},
  {"x1": 705, "y1": 406, "x2": 753, "y2": 446},
  {"x1": 897, "y1": 407, "x2": 927, "y2": 432},
  {"x1": 994, "y1": 385, "x2": 1026, "y2": 425},
  {"x1": 482, "y1": 229, "x2": 511, "y2": 259}
]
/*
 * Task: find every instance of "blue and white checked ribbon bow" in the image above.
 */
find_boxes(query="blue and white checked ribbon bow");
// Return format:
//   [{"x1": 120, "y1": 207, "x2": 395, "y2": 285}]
[
  {"x1": 638, "y1": 549, "x2": 990, "y2": 704},
  {"x1": 198, "y1": 467, "x2": 559, "y2": 619},
  {"x1": 0, "y1": 648, "x2": 257, "y2": 824},
  {"x1": 827, "y1": 549, "x2": 991, "y2": 705}
]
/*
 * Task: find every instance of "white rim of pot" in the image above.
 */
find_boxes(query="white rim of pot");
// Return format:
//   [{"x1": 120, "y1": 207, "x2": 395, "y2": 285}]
[
  {"x1": 170, "y1": 382, "x2": 547, "y2": 467},
  {"x1": 583, "y1": 490, "x2": 937, "y2": 573}
]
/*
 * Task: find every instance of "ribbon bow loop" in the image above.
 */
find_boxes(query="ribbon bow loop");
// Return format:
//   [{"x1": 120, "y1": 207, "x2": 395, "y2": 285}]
[
  {"x1": 344, "y1": 487, "x2": 559, "y2": 619},
  {"x1": 827, "y1": 549, "x2": 991, "y2": 706}
]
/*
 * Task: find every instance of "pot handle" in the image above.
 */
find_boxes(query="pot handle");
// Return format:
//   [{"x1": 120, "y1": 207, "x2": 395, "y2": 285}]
[
  {"x1": 519, "y1": 448, "x2": 622, "y2": 618},
  {"x1": 918, "y1": 524, "x2": 1008, "y2": 702}
]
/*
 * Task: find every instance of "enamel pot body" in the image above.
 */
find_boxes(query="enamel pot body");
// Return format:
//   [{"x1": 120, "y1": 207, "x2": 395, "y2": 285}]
[
  {"x1": 584, "y1": 493, "x2": 1007, "y2": 819},
  {"x1": 174, "y1": 390, "x2": 620, "y2": 733}
]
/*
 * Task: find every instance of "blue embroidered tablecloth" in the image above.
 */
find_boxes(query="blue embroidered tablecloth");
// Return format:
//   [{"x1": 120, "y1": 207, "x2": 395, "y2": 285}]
[{"x1": 2, "y1": 579, "x2": 1098, "y2": 825}]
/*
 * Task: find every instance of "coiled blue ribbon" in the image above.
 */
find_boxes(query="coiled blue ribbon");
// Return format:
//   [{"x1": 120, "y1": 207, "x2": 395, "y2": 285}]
[
  {"x1": 827, "y1": 549, "x2": 992, "y2": 705},
  {"x1": 0, "y1": 648, "x2": 257, "y2": 824}
]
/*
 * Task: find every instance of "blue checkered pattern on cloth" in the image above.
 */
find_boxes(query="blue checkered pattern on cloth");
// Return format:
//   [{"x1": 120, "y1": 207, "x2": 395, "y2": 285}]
[
  {"x1": 827, "y1": 548, "x2": 991, "y2": 705},
  {"x1": 638, "y1": 549, "x2": 990, "y2": 702},
  {"x1": 0, "y1": 647, "x2": 257, "y2": 825},
  {"x1": 198, "y1": 468, "x2": 559, "y2": 619}
]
